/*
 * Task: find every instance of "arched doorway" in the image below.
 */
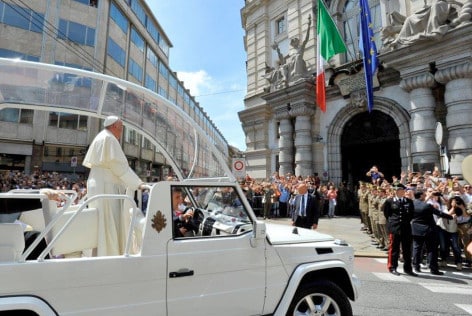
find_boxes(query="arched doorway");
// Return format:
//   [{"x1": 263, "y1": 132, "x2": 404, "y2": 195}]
[{"x1": 341, "y1": 110, "x2": 401, "y2": 185}]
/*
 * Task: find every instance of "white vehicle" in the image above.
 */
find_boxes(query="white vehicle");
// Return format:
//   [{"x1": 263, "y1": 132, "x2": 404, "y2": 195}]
[{"x1": 0, "y1": 59, "x2": 359, "y2": 315}]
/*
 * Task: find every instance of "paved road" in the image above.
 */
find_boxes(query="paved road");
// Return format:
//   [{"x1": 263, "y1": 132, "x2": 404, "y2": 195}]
[{"x1": 354, "y1": 256, "x2": 472, "y2": 315}]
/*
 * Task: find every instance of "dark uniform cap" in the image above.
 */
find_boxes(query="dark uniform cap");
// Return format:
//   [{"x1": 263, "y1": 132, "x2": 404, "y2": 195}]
[{"x1": 392, "y1": 182, "x2": 406, "y2": 190}]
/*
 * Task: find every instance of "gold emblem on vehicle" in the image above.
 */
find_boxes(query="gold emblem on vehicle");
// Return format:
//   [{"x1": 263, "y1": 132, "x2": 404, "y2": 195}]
[{"x1": 151, "y1": 211, "x2": 167, "y2": 233}]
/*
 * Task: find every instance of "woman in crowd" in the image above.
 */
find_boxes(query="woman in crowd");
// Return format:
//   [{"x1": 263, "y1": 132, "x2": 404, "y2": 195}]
[{"x1": 326, "y1": 185, "x2": 338, "y2": 218}]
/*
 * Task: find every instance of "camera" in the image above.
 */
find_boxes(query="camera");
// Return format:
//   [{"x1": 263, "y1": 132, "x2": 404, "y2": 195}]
[{"x1": 433, "y1": 192, "x2": 442, "y2": 197}]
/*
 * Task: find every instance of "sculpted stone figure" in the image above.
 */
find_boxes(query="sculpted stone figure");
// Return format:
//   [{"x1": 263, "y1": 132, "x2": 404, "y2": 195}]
[
  {"x1": 451, "y1": 0, "x2": 472, "y2": 26},
  {"x1": 390, "y1": 0, "x2": 472, "y2": 47},
  {"x1": 264, "y1": 15, "x2": 312, "y2": 91},
  {"x1": 287, "y1": 14, "x2": 312, "y2": 82},
  {"x1": 264, "y1": 42, "x2": 288, "y2": 90},
  {"x1": 381, "y1": 11, "x2": 406, "y2": 48}
]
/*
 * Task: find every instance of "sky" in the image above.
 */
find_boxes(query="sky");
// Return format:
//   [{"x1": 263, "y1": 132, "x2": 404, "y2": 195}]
[{"x1": 149, "y1": 1, "x2": 247, "y2": 150}]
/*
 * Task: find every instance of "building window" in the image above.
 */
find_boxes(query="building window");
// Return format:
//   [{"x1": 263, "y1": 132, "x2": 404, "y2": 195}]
[
  {"x1": 146, "y1": 47, "x2": 158, "y2": 67},
  {"x1": 145, "y1": 74, "x2": 156, "y2": 92},
  {"x1": 128, "y1": 58, "x2": 143, "y2": 82},
  {"x1": 107, "y1": 37, "x2": 126, "y2": 67},
  {"x1": 0, "y1": 109, "x2": 33, "y2": 124},
  {"x1": 158, "y1": 85, "x2": 168, "y2": 99},
  {"x1": 146, "y1": 20, "x2": 160, "y2": 45},
  {"x1": 72, "y1": 0, "x2": 97, "y2": 6},
  {"x1": 131, "y1": 27, "x2": 145, "y2": 52},
  {"x1": 342, "y1": 0, "x2": 382, "y2": 62},
  {"x1": 58, "y1": 19, "x2": 96, "y2": 47},
  {"x1": 276, "y1": 16, "x2": 285, "y2": 35},
  {"x1": 169, "y1": 75, "x2": 178, "y2": 90},
  {"x1": 110, "y1": 2, "x2": 129, "y2": 34},
  {"x1": 0, "y1": 48, "x2": 39, "y2": 61},
  {"x1": 142, "y1": 138, "x2": 152, "y2": 150},
  {"x1": 158, "y1": 61, "x2": 169, "y2": 79},
  {"x1": 177, "y1": 84, "x2": 184, "y2": 97},
  {"x1": 124, "y1": 127, "x2": 139, "y2": 146},
  {"x1": 1, "y1": 3, "x2": 45, "y2": 33},
  {"x1": 48, "y1": 112, "x2": 87, "y2": 130},
  {"x1": 130, "y1": 0, "x2": 147, "y2": 26}
]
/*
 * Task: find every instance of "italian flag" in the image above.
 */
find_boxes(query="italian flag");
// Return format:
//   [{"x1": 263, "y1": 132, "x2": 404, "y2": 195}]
[{"x1": 316, "y1": 0, "x2": 347, "y2": 112}]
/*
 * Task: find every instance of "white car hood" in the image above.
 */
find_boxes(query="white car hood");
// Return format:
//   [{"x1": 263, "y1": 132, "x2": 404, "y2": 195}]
[{"x1": 265, "y1": 223, "x2": 334, "y2": 244}]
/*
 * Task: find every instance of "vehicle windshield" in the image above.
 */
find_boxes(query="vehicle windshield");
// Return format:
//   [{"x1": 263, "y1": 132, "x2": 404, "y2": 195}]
[{"x1": 174, "y1": 185, "x2": 252, "y2": 238}]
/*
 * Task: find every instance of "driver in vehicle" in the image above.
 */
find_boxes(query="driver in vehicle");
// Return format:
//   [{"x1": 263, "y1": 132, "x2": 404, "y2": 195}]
[{"x1": 172, "y1": 187, "x2": 194, "y2": 237}]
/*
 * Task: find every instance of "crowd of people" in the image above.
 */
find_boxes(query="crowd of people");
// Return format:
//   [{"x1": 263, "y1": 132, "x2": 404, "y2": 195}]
[
  {"x1": 239, "y1": 172, "x2": 357, "y2": 221},
  {"x1": 359, "y1": 166, "x2": 472, "y2": 275},
  {"x1": 3, "y1": 154, "x2": 471, "y2": 270},
  {"x1": 1, "y1": 169, "x2": 87, "y2": 199}
]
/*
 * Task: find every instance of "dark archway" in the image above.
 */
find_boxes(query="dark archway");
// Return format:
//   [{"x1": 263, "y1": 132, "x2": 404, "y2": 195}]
[{"x1": 341, "y1": 110, "x2": 401, "y2": 185}]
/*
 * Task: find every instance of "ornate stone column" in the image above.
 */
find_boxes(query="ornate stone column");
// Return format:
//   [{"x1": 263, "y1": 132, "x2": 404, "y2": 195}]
[
  {"x1": 400, "y1": 73, "x2": 438, "y2": 168},
  {"x1": 291, "y1": 104, "x2": 314, "y2": 177},
  {"x1": 275, "y1": 109, "x2": 293, "y2": 176},
  {"x1": 435, "y1": 62, "x2": 472, "y2": 176}
]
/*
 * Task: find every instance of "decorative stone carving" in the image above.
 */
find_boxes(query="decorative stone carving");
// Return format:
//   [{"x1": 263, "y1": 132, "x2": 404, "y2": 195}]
[
  {"x1": 387, "y1": 0, "x2": 472, "y2": 48},
  {"x1": 381, "y1": 12, "x2": 406, "y2": 49},
  {"x1": 451, "y1": 0, "x2": 472, "y2": 27},
  {"x1": 289, "y1": 103, "x2": 315, "y2": 117},
  {"x1": 333, "y1": 70, "x2": 380, "y2": 97},
  {"x1": 264, "y1": 15, "x2": 312, "y2": 92},
  {"x1": 435, "y1": 62, "x2": 472, "y2": 84},
  {"x1": 399, "y1": 72, "x2": 436, "y2": 92},
  {"x1": 274, "y1": 108, "x2": 291, "y2": 120},
  {"x1": 348, "y1": 90, "x2": 367, "y2": 108}
]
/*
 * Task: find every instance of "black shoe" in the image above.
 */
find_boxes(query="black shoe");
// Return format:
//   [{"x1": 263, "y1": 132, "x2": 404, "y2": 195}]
[
  {"x1": 404, "y1": 270, "x2": 418, "y2": 277},
  {"x1": 414, "y1": 266, "x2": 421, "y2": 273},
  {"x1": 430, "y1": 270, "x2": 444, "y2": 275},
  {"x1": 389, "y1": 269, "x2": 400, "y2": 276}
]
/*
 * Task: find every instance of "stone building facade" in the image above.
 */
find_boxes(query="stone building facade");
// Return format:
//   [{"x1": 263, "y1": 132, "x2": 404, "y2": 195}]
[{"x1": 239, "y1": 0, "x2": 472, "y2": 185}]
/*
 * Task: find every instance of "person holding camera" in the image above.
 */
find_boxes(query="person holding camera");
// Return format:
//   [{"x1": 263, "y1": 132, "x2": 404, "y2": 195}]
[
  {"x1": 412, "y1": 189, "x2": 453, "y2": 275},
  {"x1": 366, "y1": 165, "x2": 384, "y2": 185},
  {"x1": 440, "y1": 196, "x2": 466, "y2": 270}
]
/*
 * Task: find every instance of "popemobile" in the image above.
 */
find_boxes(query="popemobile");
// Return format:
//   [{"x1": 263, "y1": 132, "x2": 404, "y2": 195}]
[{"x1": 0, "y1": 59, "x2": 359, "y2": 316}]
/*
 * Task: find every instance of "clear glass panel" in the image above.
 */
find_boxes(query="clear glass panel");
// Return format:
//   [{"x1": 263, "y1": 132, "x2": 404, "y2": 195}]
[
  {"x1": 171, "y1": 184, "x2": 252, "y2": 238},
  {"x1": 0, "y1": 58, "x2": 231, "y2": 180},
  {"x1": 19, "y1": 109, "x2": 34, "y2": 124}
]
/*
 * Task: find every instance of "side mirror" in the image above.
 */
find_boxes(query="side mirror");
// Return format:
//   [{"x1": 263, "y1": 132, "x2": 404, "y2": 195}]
[{"x1": 250, "y1": 220, "x2": 266, "y2": 247}]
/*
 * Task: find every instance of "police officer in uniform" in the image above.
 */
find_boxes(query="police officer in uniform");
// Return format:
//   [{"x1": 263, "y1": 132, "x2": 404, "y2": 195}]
[{"x1": 383, "y1": 183, "x2": 417, "y2": 276}]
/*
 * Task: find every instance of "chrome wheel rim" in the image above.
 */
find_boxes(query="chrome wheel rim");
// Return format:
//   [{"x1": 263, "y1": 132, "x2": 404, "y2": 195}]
[{"x1": 293, "y1": 293, "x2": 341, "y2": 316}]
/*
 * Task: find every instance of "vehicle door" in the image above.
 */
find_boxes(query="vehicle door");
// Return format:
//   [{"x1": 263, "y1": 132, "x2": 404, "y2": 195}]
[{"x1": 166, "y1": 184, "x2": 266, "y2": 316}]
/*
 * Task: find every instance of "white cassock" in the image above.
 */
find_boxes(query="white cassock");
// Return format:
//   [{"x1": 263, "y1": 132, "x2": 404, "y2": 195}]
[{"x1": 83, "y1": 129, "x2": 142, "y2": 256}]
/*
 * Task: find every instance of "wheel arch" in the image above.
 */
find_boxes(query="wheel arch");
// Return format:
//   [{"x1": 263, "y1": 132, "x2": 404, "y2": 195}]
[
  {"x1": 272, "y1": 260, "x2": 357, "y2": 316},
  {"x1": 0, "y1": 296, "x2": 57, "y2": 316}
]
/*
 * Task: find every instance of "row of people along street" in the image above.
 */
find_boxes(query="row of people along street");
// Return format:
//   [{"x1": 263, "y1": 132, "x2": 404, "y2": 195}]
[{"x1": 2, "y1": 117, "x2": 472, "y2": 276}]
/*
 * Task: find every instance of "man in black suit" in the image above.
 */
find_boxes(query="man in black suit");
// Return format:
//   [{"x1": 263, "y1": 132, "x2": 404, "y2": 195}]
[
  {"x1": 412, "y1": 190, "x2": 452, "y2": 275},
  {"x1": 383, "y1": 183, "x2": 416, "y2": 276},
  {"x1": 291, "y1": 183, "x2": 320, "y2": 229}
]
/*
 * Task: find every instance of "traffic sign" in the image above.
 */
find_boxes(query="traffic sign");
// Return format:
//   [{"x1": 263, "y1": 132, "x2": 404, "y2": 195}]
[
  {"x1": 71, "y1": 156, "x2": 78, "y2": 167},
  {"x1": 232, "y1": 159, "x2": 246, "y2": 178}
]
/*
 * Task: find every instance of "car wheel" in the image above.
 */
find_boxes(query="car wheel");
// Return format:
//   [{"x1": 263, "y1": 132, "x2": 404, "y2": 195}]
[{"x1": 288, "y1": 280, "x2": 352, "y2": 316}]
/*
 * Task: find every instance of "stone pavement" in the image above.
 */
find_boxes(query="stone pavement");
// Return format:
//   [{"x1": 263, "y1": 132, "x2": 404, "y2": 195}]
[{"x1": 264, "y1": 215, "x2": 388, "y2": 258}]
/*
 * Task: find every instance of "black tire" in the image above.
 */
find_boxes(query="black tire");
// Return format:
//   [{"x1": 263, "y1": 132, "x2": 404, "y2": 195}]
[{"x1": 287, "y1": 280, "x2": 352, "y2": 316}]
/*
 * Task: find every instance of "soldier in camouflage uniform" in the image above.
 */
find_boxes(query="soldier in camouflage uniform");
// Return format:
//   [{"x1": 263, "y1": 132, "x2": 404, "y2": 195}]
[
  {"x1": 368, "y1": 186, "x2": 380, "y2": 246},
  {"x1": 358, "y1": 182, "x2": 371, "y2": 233},
  {"x1": 377, "y1": 188, "x2": 389, "y2": 251}
]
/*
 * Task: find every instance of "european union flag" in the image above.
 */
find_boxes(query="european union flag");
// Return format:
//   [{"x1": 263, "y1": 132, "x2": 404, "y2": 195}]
[{"x1": 359, "y1": 0, "x2": 378, "y2": 113}]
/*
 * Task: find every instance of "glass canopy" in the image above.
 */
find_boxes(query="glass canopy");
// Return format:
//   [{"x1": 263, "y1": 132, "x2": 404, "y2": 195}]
[{"x1": 0, "y1": 58, "x2": 234, "y2": 182}]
